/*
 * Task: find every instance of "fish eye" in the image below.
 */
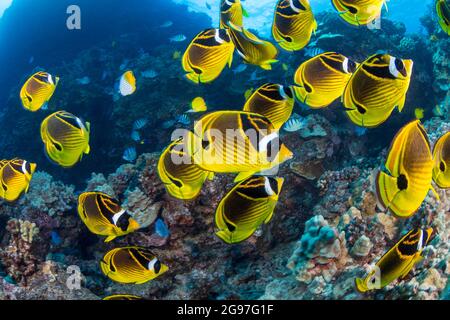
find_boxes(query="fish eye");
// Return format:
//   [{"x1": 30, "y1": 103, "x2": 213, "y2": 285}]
[
  {"x1": 440, "y1": 161, "x2": 446, "y2": 172},
  {"x1": 344, "y1": 59, "x2": 357, "y2": 74},
  {"x1": 25, "y1": 161, "x2": 32, "y2": 174},
  {"x1": 293, "y1": 0, "x2": 307, "y2": 11}
]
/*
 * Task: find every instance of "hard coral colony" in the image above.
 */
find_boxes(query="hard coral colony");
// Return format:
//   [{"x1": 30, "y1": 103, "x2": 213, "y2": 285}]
[{"x1": 0, "y1": 0, "x2": 449, "y2": 301}]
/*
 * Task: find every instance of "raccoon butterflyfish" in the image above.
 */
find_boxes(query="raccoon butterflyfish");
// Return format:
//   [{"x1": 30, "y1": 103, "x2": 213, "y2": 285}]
[
  {"x1": 355, "y1": 227, "x2": 433, "y2": 293},
  {"x1": 272, "y1": 0, "x2": 318, "y2": 52},
  {"x1": 119, "y1": 70, "x2": 136, "y2": 96},
  {"x1": 243, "y1": 83, "x2": 294, "y2": 129},
  {"x1": 77, "y1": 192, "x2": 140, "y2": 242},
  {"x1": 40, "y1": 111, "x2": 91, "y2": 168},
  {"x1": 343, "y1": 54, "x2": 413, "y2": 128},
  {"x1": 158, "y1": 131, "x2": 214, "y2": 200},
  {"x1": 182, "y1": 28, "x2": 235, "y2": 84},
  {"x1": 432, "y1": 131, "x2": 450, "y2": 188},
  {"x1": 188, "y1": 111, "x2": 293, "y2": 182},
  {"x1": 100, "y1": 247, "x2": 168, "y2": 284},
  {"x1": 189, "y1": 97, "x2": 208, "y2": 113},
  {"x1": 103, "y1": 295, "x2": 143, "y2": 300},
  {"x1": 0, "y1": 159, "x2": 36, "y2": 202},
  {"x1": 226, "y1": 21, "x2": 278, "y2": 70},
  {"x1": 332, "y1": 0, "x2": 385, "y2": 27},
  {"x1": 220, "y1": 0, "x2": 246, "y2": 29},
  {"x1": 376, "y1": 120, "x2": 436, "y2": 218},
  {"x1": 293, "y1": 52, "x2": 358, "y2": 109},
  {"x1": 20, "y1": 71, "x2": 59, "y2": 112},
  {"x1": 436, "y1": 0, "x2": 450, "y2": 35},
  {"x1": 215, "y1": 176, "x2": 284, "y2": 244}
]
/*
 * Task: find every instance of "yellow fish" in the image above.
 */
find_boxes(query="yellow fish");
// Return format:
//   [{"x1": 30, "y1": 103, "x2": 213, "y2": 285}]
[
  {"x1": 227, "y1": 22, "x2": 278, "y2": 70},
  {"x1": 40, "y1": 111, "x2": 91, "y2": 168},
  {"x1": 220, "y1": 0, "x2": 246, "y2": 29},
  {"x1": 173, "y1": 51, "x2": 182, "y2": 60},
  {"x1": 20, "y1": 71, "x2": 59, "y2": 112},
  {"x1": 243, "y1": 83, "x2": 294, "y2": 129},
  {"x1": 119, "y1": 70, "x2": 136, "y2": 96},
  {"x1": 103, "y1": 295, "x2": 143, "y2": 300},
  {"x1": 100, "y1": 247, "x2": 168, "y2": 284},
  {"x1": 343, "y1": 54, "x2": 413, "y2": 128},
  {"x1": 244, "y1": 88, "x2": 254, "y2": 100},
  {"x1": 77, "y1": 192, "x2": 140, "y2": 242},
  {"x1": 188, "y1": 111, "x2": 293, "y2": 182},
  {"x1": 414, "y1": 108, "x2": 424, "y2": 120},
  {"x1": 189, "y1": 97, "x2": 208, "y2": 113},
  {"x1": 293, "y1": 52, "x2": 358, "y2": 109},
  {"x1": 355, "y1": 228, "x2": 433, "y2": 293},
  {"x1": 436, "y1": 0, "x2": 450, "y2": 35},
  {"x1": 376, "y1": 120, "x2": 436, "y2": 218},
  {"x1": 272, "y1": 0, "x2": 318, "y2": 51},
  {"x1": 432, "y1": 131, "x2": 450, "y2": 188},
  {"x1": 0, "y1": 159, "x2": 36, "y2": 202},
  {"x1": 158, "y1": 132, "x2": 213, "y2": 200},
  {"x1": 182, "y1": 28, "x2": 235, "y2": 84},
  {"x1": 332, "y1": 0, "x2": 385, "y2": 26},
  {"x1": 215, "y1": 176, "x2": 284, "y2": 244}
]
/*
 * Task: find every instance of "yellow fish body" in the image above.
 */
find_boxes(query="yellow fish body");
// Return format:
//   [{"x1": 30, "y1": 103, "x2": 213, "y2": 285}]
[
  {"x1": 100, "y1": 247, "x2": 168, "y2": 284},
  {"x1": 343, "y1": 54, "x2": 413, "y2": 128},
  {"x1": 332, "y1": 0, "x2": 385, "y2": 26},
  {"x1": 190, "y1": 97, "x2": 208, "y2": 112},
  {"x1": 119, "y1": 70, "x2": 136, "y2": 96},
  {"x1": 432, "y1": 131, "x2": 450, "y2": 188},
  {"x1": 272, "y1": 0, "x2": 317, "y2": 51},
  {"x1": 355, "y1": 228, "x2": 432, "y2": 292},
  {"x1": 77, "y1": 192, "x2": 140, "y2": 242},
  {"x1": 40, "y1": 111, "x2": 91, "y2": 168},
  {"x1": 376, "y1": 120, "x2": 434, "y2": 218},
  {"x1": 220, "y1": 0, "x2": 245, "y2": 29},
  {"x1": 182, "y1": 28, "x2": 235, "y2": 84},
  {"x1": 158, "y1": 132, "x2": 213, "y2": 200},
  {"x1": 227, "y1": 22, "x2": 278, "y2": 70},
  {"x1": 215, "y1": 176, "x2": 284, "y2": 244},
  {"x1": 243, "y1": 83, "x2": 294, "y2": 129},
  {"x1": 20, "y1": 71, "x2": 59, "y2": 112},
  {"x1": 0, "y1": 159, "x2": 36, "y2": 202},
  {"x1": 436, "y1": 0, "x2": 450, "y2": 35},
  {"x1": 189, "y1": 111, "x2": 293, "y2": 182},
  {"x1": 293, "y1": 52, "x2": 358, "y2": 109}
]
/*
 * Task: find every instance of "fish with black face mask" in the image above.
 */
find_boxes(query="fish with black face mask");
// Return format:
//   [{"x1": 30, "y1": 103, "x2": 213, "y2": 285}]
[
  {"x1": 182, "y1": 28, "x2": 235, "y2": 84},
  {"x1": 20, "y1": 71, "x2": 59, "y2": 112},
  {"x1": 40, "y1": 111, "x2": 91, "y2": 168},
  {"x1": 293, "y1": 52, "x2": 358, "y2": 109},
  {"x1": 100, "y1": 247, "x2": 168, "y2": 284},
  {"x1": 343, "y1": 54, "x2": 413, "y2": 128},
  {"x1": 356, "y1": 228, "x2": 433, "y2": 293},
  {"x1": 0, "y1": 159, "x2": 37, "y2": 202},
  {"x1": 215, "y1": 176, "x2": 284, "y2": 244},
  {"x1": 243, "y1": 83, "x2": 295, "y2": 129},
  {"x1": 77, "y1": 192, "x2": 140, "y2": 242},
  {"x1": 272, "y1": 0, "x2": 317, "y2": 51}
]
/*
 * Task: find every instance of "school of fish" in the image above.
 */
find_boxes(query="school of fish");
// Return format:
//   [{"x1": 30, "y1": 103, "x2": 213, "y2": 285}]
[{"x1": 3, "y1": 0, "x2": 449, "y2": 298}]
